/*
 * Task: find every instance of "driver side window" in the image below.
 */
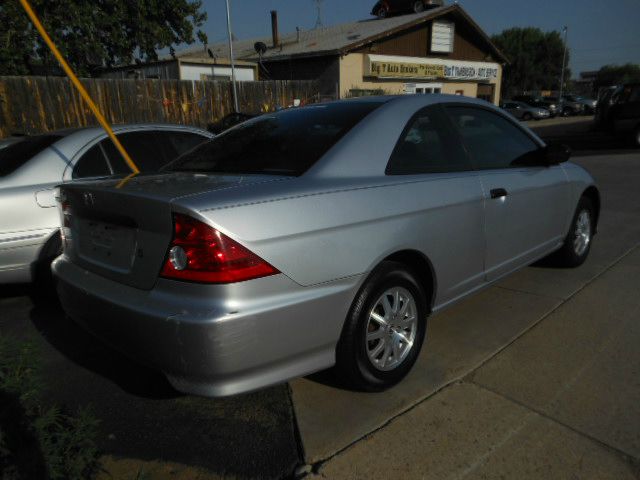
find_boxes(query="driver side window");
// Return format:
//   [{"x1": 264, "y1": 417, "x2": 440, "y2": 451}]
[{"x1": 446, "y1": 106, "x2": 540, "y2": 170}]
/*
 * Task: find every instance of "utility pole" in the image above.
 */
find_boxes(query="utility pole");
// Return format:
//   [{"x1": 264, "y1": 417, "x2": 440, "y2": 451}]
[
  {"x1": 225, "y1": 0, "x2": 239, "y2": 113},
  {"x1": 558, "y1": 26, "x2": 568, "y2": 105},
  {"x1": 313, "y1": 0, "x2": 324, "y2": 29}
]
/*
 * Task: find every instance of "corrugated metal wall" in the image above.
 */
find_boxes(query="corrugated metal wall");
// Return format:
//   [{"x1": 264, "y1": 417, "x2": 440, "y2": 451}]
[{"x1": 0, "y1": 76, "x2": 320, "y2": 138}]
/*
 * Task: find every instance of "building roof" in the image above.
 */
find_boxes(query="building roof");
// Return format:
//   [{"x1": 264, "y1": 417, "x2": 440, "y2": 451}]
[{"x1": 176, "y1": 4, "x2": 507, "y2": 64}]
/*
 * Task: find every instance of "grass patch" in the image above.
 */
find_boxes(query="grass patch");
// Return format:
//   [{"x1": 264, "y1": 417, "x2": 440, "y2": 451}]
[{"x1": 0, "y1": 335, "x2": 101, "y2": 479}]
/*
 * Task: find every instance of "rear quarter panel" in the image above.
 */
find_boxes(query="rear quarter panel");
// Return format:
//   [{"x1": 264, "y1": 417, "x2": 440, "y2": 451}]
[{"x1": 176, "y1": 173, "x2": 486, "y2": 307}]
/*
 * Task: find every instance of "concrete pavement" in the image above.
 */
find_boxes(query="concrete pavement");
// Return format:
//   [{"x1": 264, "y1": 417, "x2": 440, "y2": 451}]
[
  {"x1": 292, "y1": 151, "x2": 640, "y2": 477},
  {"x1": 313, "y1": 244, "x2": 640, "y2": 479}
]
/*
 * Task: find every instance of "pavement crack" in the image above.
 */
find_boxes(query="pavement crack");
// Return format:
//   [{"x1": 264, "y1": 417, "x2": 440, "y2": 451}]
[
  {"x1": 305, "y1": 242, "x2": 640, "y2": 474},
  {"x1": 494, "y1": 284, "x2": 564, "y2": 300},
  {"x1": 468, "y1": 380, "x2": 640, "y2": 465},
  {"x1": 465, "y1": 240, "x2": 640, "y2": 383}
]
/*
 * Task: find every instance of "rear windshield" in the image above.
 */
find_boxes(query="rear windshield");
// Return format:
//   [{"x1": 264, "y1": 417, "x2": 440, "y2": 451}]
[
  {"x1": 167, "y1": 102, "x2": 381, "y2": 176},
  {"x1": 0, "y1": 134, "x2": 62, "y2": 176}
]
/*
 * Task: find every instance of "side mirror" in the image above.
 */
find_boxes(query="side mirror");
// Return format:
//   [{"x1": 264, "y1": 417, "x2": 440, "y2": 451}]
[{"x1": 544, "y1": 143, "x2": 571, "y2": 165}]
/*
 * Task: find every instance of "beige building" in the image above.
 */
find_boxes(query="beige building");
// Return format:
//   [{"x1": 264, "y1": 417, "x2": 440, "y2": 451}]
[{"x1": 203, "y1": 4, "x2": 507, "y2": 104}]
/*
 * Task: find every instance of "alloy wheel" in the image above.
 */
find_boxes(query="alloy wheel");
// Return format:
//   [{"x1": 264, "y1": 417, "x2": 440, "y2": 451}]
[
  {"x1": 573, "y1": 210, "x2": 592, "y2": 257},
  {"x1": 366, "y1": 287, "x2": 418, "y2": 371}
]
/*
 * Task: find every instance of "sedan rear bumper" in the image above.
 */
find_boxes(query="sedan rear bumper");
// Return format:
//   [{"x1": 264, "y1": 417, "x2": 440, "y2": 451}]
[{"x1": 52, "y1": 256, "x2": 360, "y2": 396}]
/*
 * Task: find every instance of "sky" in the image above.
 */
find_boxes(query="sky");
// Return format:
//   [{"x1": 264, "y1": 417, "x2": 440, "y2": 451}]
[{"x1": 195, "y1": 0, "x2": 640, "y2": 78}]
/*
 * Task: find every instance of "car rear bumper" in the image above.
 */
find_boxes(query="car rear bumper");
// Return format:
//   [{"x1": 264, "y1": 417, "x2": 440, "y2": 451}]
[{"x1": 52, "y1": 256, "x2": 361, "y2": 397}]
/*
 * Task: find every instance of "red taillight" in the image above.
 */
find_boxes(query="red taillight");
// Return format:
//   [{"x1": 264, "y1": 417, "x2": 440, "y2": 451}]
[
  {"x1": 60, "y1": 200, "x2": 72, "y2": 248},
  {"x1": 160, "y1": 213, "x2": 279, "y2": 284}
]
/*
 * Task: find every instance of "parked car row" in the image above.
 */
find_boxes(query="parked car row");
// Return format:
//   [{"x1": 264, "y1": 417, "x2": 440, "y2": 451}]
[{"x1": 501, "y1": 93, "x2": 598, "y2": 121}]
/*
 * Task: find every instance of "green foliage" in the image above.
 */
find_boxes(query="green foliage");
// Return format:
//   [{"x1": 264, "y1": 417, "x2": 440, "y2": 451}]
[
  {"x1": 594, "y1": 63, "x2": 640, "y2": 88},
  {"x1": 0, "y1": 336, "x2": 101, "y2": 480},
  {"x1": 491, "y1": 27, "x2": 570, "y2": 98},
  {"x1": 0, "y1": 0, "x2": 209, "y2": 76}
]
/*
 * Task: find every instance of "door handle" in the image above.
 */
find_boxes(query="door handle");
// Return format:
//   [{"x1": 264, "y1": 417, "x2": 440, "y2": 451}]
[{"x1": 490, "y1": 188, "x2": 508, "y2": 199}]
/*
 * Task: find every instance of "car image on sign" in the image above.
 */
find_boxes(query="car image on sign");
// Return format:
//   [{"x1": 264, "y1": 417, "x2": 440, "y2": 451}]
[{"x1": 53, "y1": 95, "x2": 600, "y2": 397}]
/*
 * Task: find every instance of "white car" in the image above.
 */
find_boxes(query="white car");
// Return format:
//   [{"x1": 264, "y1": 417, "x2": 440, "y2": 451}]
[{"x1": 0, "y1": 124, "x2": 213, "y2": 283}]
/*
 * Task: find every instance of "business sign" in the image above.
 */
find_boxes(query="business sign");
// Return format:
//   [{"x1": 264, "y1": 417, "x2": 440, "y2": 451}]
[
  {"x1": 366, "y1": 55, "x2": 499, "y2": 82},
  {"x1": 370, "y1": 61, "x2": 445, "y2": 79}
]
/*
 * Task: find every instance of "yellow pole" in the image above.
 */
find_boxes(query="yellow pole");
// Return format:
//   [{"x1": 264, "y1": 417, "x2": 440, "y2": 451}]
[{"x1": 19, "y1": 0, "x2": 140, "y2": 174}]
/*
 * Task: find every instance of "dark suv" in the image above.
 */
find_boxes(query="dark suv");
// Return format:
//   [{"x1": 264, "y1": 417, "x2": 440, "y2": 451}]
[
  {"x1": 372, "y1": 0, "x2": 444, "y2": 18},
  {"x1": 598, "y1": 84, "x2": 640, "y2": 146}
]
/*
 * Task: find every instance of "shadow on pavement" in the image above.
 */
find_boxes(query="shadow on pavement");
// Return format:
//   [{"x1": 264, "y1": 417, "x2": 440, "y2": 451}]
[
  {"x1": 28, "y1": 294, "x2": 179, "y2": 400},
  {"x1": 2, "y1": 281, "x2": 303, "y2": 478}
]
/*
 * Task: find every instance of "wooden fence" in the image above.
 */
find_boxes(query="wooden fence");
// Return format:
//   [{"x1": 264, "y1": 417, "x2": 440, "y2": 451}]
[{"x1": 0, "y1": 76, "x2": 321, "y2": 138}]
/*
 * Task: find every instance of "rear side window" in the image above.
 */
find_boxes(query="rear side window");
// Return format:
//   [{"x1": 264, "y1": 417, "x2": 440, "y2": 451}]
[
  {"x1": 163, "y1": 132, "x2": 209, "y2": 157},
  {"x1": 0, "y1": 134, "x2": 62, "y2": 176},
  {"x1": 167, "y1": 103, "x2": 382, "y2": 176},
  {"x1": 387, "y1": 106, "x2": 471, "y2": 175},
  {"x1": 446, "y1": 107, "x2": 539, "y2": 170},
  {"x1": 102, "y1": 131, "x2": 167, "y2": 174},
  {"x1": 73, "y1": 144, "x2": 111, "y2": 178}
]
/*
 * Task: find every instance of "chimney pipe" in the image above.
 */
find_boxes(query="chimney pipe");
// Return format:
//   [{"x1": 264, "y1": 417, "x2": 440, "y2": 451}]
[{"x1": 271, "y1": 10, "x2": 280, "y2": 48}]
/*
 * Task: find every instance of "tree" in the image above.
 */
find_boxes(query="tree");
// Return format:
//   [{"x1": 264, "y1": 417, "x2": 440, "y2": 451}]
[
  {"x1": 594, "y1": 64, "x2": 640, "y2": 89},
  {"x1": 0, "y1": 0, "x2": 208, "y2": 76},
  {"x1": 491, "y1": 27, "x2": 569, "y2": 99}
]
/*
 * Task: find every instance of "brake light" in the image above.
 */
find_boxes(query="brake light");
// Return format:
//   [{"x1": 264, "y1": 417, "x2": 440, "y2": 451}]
[{"x1": 161, "y1": 213, "x2": 279, "y2": 284}]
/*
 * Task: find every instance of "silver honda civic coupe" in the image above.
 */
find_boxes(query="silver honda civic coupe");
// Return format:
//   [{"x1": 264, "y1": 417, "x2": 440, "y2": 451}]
[
  {"x1": 53, "y1": 95, "x2": 600, "y2": 397},
  {"x1": 0, "y1": 124, "x2": 213, "y2": 283}
]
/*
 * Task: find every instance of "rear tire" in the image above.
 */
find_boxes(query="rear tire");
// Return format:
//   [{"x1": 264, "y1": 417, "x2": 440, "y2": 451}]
[
  {"x1": 522, "y1": 112, "x2": 533, "y2": 121},
  {"x1": 562, "y1": 107, "x2": 573, "y2": 117},
  {"x1": 336, "y1": 262, "x2": 428, "y2": 392},
  {"x1": 375, "y1": 6, "x2": 388, "y2": 18},
  {"x1": 413, "y1": 1, "x2": 425, "y2": 13},
  {"x1": 553, "y1": 197, "x2": 595, "y2": 268}
]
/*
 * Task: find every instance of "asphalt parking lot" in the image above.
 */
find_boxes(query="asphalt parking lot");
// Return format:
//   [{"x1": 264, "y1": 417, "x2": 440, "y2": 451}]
[{"x1": 1, "y1": 117, "x2": 639, "y2": 479}]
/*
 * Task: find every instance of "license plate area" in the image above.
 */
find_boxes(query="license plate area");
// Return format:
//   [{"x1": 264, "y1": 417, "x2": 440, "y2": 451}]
[{"x1": 77, "y1": 219, "x2": 137, "y2": 272}]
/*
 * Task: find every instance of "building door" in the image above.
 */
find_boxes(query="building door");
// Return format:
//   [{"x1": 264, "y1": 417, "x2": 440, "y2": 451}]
[
  {"x1": 477, "y1": 83, "x2": 495, "y2": 103},
  {"x1": 404, "y1": 83, "x2": 443, "y2": 95}
]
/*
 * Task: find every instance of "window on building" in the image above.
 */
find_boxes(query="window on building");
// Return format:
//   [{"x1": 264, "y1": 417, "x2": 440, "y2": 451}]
[
  {"x1": 431, "y1": 21, "x2": 455, "y2": 53},
  {"x1": 387, "y1": 106, "x2": 471, "y2": 175},
  {"x1": 446, "y1": 106, "x2": 540, "y2": 170}
]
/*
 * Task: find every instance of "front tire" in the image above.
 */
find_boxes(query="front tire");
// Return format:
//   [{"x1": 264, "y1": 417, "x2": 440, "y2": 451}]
[
  {"x1": 413, "y1": 1, "x2": 425, "y2": 13},
  {"x1": 522, "y1": 112, "x2": 533, "y2": 121},
  {"x1": 336, "y1": 262, "x2": 428, "y2": 392},
  {"x1": 553, "y1": 197, "x2": 595, "y2": 268},
  {"x1": 633, "y1": 125, "x2": 640, "y2": 148}
]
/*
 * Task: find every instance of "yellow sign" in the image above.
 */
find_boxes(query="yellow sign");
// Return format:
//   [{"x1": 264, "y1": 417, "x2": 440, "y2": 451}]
[{"x1": 370, "y1": 61, "x2": 445, "y2": 79}]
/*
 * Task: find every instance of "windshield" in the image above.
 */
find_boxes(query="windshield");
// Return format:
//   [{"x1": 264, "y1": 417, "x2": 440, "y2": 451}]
[
  {"x1": 0, "y1": 134, "x2": 62, "y2": 177},
  {"x1": 167, "y1": 102, "x2": 382, "y2": 176}
]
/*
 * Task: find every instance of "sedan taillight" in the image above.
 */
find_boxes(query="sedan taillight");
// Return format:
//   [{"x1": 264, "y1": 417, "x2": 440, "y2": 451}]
[{"x1": 161, "y1": 213, "x2": 279, "y2": 284}]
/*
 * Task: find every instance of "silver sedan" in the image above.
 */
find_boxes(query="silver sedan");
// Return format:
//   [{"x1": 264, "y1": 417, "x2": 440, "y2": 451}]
[
  {"x1": 0, "y1": 124, "x2": 213, "y2": 283},
  {"x1": 53, "y1": 96, "x2": 600, "y2": 396},
  {"x1": 501, "y1": 101, "x2": 551, "y2": 121}
]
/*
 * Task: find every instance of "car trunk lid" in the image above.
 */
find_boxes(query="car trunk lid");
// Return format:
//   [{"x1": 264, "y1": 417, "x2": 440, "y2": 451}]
[{"x1": 60, "y1": 172, "x2": 288, "y2": 290}]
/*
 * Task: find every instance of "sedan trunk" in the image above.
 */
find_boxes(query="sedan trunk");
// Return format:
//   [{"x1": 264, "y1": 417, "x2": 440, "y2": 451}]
[{"x1": 59, "y1": 172, "x2": 285, "y2": 290}]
